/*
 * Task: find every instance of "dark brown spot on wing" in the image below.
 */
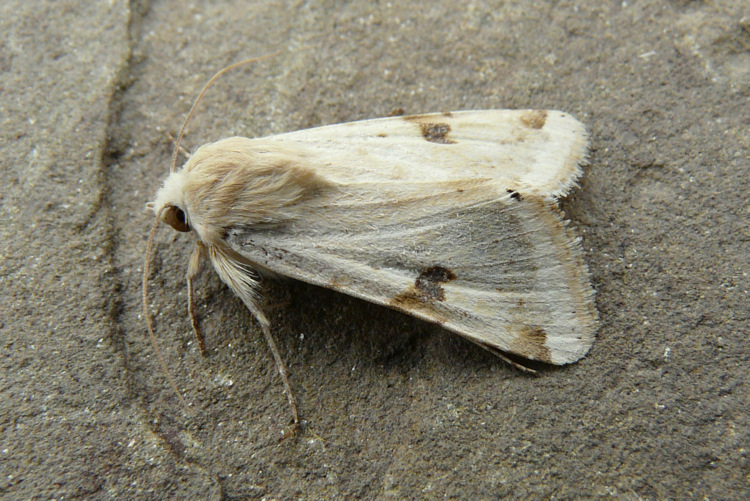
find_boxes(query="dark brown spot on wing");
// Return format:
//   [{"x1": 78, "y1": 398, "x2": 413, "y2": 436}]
[
  {"x1": 520, "y1": 110, "x2": 548, "y2": 130},
  {"x1": 390, "y1": 265, "x2": 457, "y2": 309},
  {"x1": 415, "y1": 266, "x2": 457, "y2": 301},
  {"x1": 402, "y1": 114, "x2": 457, "y2": 144},
  {"x1": 418, "y1": 122, "x2": 456, "y2": 144},
  {"x1": 506, "y1": 189, "x2": 523, "y2": 201},
  {"x1": 390, "y1": 287, "x2": 426, "y2": 311}
]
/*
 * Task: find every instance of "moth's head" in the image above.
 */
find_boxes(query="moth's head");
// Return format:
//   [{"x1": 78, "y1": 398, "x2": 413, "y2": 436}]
[
  {"x1": 150, "y1": 170, "x2": 192, "y2": 233},
  {"x1": 142, "y1": 54, "x2": 283, "y2": 416}
]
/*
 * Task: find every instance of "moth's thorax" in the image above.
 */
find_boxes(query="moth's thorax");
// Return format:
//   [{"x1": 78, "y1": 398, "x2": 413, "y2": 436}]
[{"x1": 152, "y1": 136, "x2": 333, "y2": 247}]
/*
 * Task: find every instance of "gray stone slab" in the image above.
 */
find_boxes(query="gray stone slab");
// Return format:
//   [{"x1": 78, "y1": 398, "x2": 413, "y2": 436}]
[{"x1": 1, "y1": 0, "x2": 747, "y2": 498}]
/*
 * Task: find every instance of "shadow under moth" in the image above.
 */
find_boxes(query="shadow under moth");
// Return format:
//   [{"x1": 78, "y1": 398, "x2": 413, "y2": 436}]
[{"x1": 143, "y1": 61, "x2": 598, "y2": 430}]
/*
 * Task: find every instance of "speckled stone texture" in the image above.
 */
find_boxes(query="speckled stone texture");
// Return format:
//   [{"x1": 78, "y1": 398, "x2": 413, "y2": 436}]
[{"x1": 1, "y1": 1, "x2": 747, "y2": 498}]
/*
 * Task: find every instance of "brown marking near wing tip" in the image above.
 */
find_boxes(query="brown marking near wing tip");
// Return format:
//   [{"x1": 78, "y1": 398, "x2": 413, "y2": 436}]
[
  {"x1": 510, "y1": 325, "x2": 552, "y2": 363},
  {"x1": 377, "y1": 133, "x2": 388, "y2": 138},
  {"x1": 391, "y1": 265, "x2": 457, "y2": 309},
  {"x1": 520, "y1": 110, "x2": 548, "y2": 129},
  {"x1": 529, "y1": 198, "x2": 599, "y2": 347},
  {"x1": 442, "y1": 111, "x2": 453, "y2": 117}
]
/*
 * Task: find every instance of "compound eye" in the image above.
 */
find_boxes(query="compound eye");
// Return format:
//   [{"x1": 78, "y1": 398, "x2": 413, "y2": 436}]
[{"x1": 163, "y1": 205, "x2": 191, "y2": 232}]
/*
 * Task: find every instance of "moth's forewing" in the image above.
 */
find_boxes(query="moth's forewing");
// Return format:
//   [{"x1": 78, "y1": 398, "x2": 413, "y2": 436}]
[{"x1": 223, "y1": 110, "x2": 596, "y2": 364}]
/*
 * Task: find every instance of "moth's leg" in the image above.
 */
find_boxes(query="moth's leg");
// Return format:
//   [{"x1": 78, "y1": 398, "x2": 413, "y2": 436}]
[
  {"x1": 232, "y1": 293, "x2": 301, "y2": 432},
  {"x1": 497, "y1": 353, "x2": 538, "y2": 374},
  {"x1": 206, "y1": 245, "x2": 301, "y2": 431},
  {"x1": 187, "y1": 241, "x2": 207, "y2": 355},
  {"x1": 259, "y1": 322, "x2": 301, "y2": 434},
  {"x1": 236, "y1": 293, "x2": 301, "y2": 432},
  {"x1": 481, "y1": 344, "x2": 538, "y2": 375}
]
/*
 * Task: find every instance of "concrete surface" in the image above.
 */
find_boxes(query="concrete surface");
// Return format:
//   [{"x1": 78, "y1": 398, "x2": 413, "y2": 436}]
[{"x1": 1, "y1": 0, "x2": 747, "y2": 499}]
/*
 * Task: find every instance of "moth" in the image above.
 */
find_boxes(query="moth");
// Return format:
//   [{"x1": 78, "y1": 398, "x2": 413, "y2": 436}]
[{"x1": 143, "y1": 66, "x2": 597, "y2": 427}]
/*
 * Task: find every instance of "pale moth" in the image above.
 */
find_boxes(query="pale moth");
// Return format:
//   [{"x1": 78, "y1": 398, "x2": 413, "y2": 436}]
[{"x1": 143, "y1": 61, "x2": 598, "y2": 428}]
